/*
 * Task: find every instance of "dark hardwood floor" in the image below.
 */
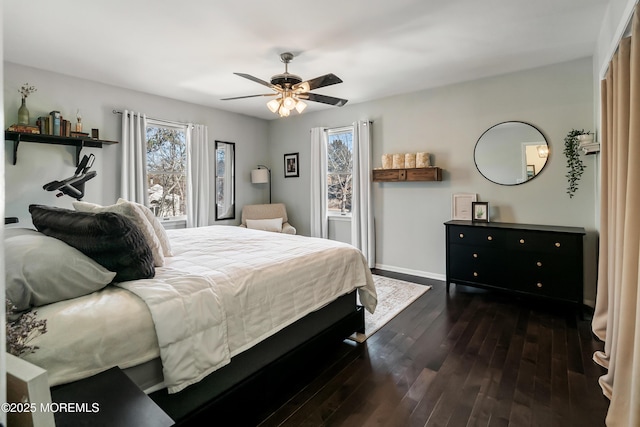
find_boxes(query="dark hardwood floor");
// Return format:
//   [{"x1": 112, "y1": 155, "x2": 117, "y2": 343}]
[{"x1": 246, "y1": 270, "x2": 610, "y2": 427}]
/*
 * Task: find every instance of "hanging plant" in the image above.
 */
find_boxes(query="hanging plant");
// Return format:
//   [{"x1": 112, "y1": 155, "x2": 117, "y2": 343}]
[{"x1": 564, "y1": 129, "x2": 589, "y2": 198}]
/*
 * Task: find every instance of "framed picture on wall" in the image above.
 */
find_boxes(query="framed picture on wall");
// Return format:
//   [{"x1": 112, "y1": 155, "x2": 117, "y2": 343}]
[
  {"x1": 452, "y1": 193, "x2": 477, "y2": 220},
  {"x1": 284, "y1": 152, "x2": 299, "y2": 178},
  {"x1": 472, "y1": 201, "x2": 490, "y2": 222}
]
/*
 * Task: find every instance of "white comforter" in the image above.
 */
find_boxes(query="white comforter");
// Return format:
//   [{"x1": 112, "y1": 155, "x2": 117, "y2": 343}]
[{"x1": 24, "y1": 226, "x2": 377, "y2": 393}]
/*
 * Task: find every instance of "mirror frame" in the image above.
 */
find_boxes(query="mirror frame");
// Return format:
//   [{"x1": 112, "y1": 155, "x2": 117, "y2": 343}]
[
  {"x1": 473, "y1": 121, "x2": 549, "y2": 186},
  {"x1": 215, "y1": 140, "x2": 236, "y2": 220}
]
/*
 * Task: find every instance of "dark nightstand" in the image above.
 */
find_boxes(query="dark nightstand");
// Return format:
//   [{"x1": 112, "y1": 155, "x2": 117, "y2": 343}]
[{"x1": 51, "y1": 367, "x2": 174, "y2": 427}]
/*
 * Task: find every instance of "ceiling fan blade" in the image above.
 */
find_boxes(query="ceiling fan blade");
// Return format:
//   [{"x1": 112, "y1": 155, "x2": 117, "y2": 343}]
[
  {"x1": 234, "y1": 73, "x2": 281, "y2": 91},
  {"x1": 221, "y1": 93, "x2": 277, "y2": 101},
  {"x1": 293, "y1": 73, "x2": 343, "y2": 92},
  {"x1": 302, "y1": 93, "x2": 348, "y2": 107}
]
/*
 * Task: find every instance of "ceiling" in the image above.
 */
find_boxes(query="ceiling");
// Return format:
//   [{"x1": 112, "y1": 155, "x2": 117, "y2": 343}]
[{"x1": 4, "y1": 0, "x2": 609, "y2": 121}]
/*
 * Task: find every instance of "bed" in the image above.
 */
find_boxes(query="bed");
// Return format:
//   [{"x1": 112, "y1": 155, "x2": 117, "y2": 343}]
[{"x1": 7, "y1": 204, "x2": 377, "y2": 423}]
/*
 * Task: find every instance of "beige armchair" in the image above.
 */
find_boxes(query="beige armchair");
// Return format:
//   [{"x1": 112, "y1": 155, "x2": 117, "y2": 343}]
[{"x1": 239, "y1": 203, "x2": 296, "y2": 235}]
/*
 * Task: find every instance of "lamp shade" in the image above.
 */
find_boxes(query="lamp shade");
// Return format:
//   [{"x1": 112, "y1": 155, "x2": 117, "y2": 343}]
[
  {"x1": 251, "y1": 168, "x2": 270, "y2": 184},
  {"x1": 267, "y1": 98, "x2": 281, "y2": 113},
  {"x1": 295, "y1": 100, "x2": 307, "y2": 113}
]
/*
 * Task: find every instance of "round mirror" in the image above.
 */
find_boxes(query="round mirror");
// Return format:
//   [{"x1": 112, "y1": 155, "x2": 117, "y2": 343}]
[{"x1": 474, "y1": 121, "x2": 549, "y2": 185}]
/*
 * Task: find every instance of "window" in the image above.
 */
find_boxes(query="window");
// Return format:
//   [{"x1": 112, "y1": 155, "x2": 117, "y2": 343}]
[
  {"x1": 146, "y1": 123, "x2": 187, "y2": 219},
  {"x1": 327, "y1": 127, "x2": 353, "y2": 215}
]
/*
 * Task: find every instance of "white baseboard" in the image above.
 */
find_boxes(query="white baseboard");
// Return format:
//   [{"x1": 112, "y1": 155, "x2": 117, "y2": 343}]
[{"x1": 374, "y1": 263, "x2": 446, "y2": 282}]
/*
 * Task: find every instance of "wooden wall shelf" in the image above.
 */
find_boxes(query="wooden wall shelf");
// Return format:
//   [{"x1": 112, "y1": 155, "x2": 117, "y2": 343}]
[
  {"x1": 5, "y1": 131, "x2": 118, "y2": 166},
  {"x1": 372, "y1": 167, "x2": 442, "y2": 182}
]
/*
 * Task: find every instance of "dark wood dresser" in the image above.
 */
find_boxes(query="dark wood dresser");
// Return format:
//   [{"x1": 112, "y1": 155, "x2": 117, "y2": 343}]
[{"x1": 444, "y1": 220, "x2": 586, "y2": 306}]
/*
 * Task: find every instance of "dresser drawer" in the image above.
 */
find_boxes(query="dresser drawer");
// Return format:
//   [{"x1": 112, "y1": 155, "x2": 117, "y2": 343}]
[
  {"x1": 511, "y1": 253, "x2": 578, "y2": 276},
  {"x1": 505, "y1": 230, "x2": 578, "y2": 255},
  {"x1": 448, "y1": 244, "x2": 504, "y2": 285},
  {"x1": 512, "y1": 277, "x2": 581, "y2": 301},
  {"x1": 447, "y1": 226, "x2": 505, "y2": 248}
]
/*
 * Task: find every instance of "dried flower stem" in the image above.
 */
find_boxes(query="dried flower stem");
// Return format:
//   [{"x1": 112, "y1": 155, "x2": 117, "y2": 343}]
[
  {"x1": 6, "y1": 299, "x2": 47, "y2": 357},
  {"x1": 19, "y1": 83, "x2": 37, "y2": 100}
]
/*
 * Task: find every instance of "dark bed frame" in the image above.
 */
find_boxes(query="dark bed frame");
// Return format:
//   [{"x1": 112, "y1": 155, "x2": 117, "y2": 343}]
[{"x1": 149, "y1": 290, "x2": 365, "y2": 425}]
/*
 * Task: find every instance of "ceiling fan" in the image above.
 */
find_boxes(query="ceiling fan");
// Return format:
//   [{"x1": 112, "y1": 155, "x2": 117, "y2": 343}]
[{"x1": 221, "y1": 52, "x2": 348, "y2": 117}]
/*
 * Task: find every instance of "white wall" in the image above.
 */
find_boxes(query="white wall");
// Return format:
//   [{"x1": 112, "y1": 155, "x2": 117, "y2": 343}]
[
  {"x1": 3, "y1": 62, "x2": 269, "y2": 226},
  {"x1": 595, "y1": 0, "x2": 638, "y2": 79},
  {"x1": 269, "y1": 57, "x2": 599, "y2": 304}
]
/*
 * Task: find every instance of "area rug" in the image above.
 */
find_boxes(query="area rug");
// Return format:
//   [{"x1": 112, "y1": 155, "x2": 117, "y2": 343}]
[{"x1": 349, "y1": 275, "x2": 431, "y2": 343}]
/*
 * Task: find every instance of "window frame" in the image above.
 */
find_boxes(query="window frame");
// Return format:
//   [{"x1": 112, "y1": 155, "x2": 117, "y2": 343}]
[
  {"x1": 145, "y1": 119, "x2": 189, "y2": 221},
  {"x1": 326, "y1": 125, "x2": 354, "y2": 218}
]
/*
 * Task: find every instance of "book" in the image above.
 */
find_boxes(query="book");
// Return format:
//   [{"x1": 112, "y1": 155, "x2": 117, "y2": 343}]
[
  {"x1": 37, "y1": 116, "x2": 46, "y2": 134},
  {"x1": 7, "y1": 124, "x2": 40, "y2": 134},
  {"x1": 50, "y1": 111, "x2": 61, "y2": 136},
  {"x1": 61, "y1": 119, "x2": 70, "y2": 137}
]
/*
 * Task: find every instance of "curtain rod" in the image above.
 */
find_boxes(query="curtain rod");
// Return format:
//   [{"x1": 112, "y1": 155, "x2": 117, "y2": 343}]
[
  {"x1": 112, "y1": 109, "x2": 192, "y2": 128},
  {"x1": 321, "y1": 121, "x2": 374, "y2": 132}
]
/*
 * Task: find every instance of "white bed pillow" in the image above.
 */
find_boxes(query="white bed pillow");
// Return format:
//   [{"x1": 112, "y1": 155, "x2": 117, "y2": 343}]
[
  {"x1": 246, "y1": 217, "x2": 283, "y2": 233},
  {"x1": 117, "y1": 198, "x2": 172, "y2": 257},
  {"x1": 4, "y1": 227, "x2": 41, "y2": 239},
  {"x1": 5, "y1": 233, "x2": 116, "y2": 311},
  {"x1": 73, "y1": 200, "x2": 165, "y2": 267}
]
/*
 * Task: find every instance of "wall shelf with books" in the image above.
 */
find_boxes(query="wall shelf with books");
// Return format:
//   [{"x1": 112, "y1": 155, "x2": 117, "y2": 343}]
[{"x1": 5, "y1": 131, "x2": 118, "y2": 166}]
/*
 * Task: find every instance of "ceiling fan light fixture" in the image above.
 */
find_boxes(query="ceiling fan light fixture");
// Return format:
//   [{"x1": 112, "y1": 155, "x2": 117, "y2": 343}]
[
  {"x1": 227, "y1": 52, "x2": 347, "y2": 118},
  {"x1": 267, "y1": 98, "x2": 281, "y2": 113},
  {"x1": 278, "y1": 105, "x2": 290, "y2": 117},
  {"x1": 295, "y1": 100, "x2": 307, "y2": 113},
  {"x1": 296, "y1": 82, "x2": 310, "y2": 93},
  {"x1": 282, "y1": 94, "x2": 297, "y2": 110}
]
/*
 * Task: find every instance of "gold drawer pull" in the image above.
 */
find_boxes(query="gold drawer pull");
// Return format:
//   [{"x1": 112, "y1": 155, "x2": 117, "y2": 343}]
[
  {"x1": 519, "y1": 239, "x2": 525, "y2": 244},
  {"x1": 473, "y1": 253, "x2": 478, "y2": 258},
  {"x1": 459, "y1": 233, "x2": 464, "y2": 238},
  {"x1": 536, "y1": 261, "x2": 542, "y2": 267},
  {"x1": 473, "y1": 272, "x2": 478, "y2": 277},
  {"x1": 487, "y1": 236, "x2": 493, "y2": 241},
  {"x1": 555, "y1": 242, "x2": 561, "y2": 247},
  {"x1": 536, "y1": 282, "x2": 543, "y2": 288}
]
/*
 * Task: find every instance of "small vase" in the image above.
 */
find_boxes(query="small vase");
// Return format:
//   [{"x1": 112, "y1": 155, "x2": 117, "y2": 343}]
[{"x1": 18, "y1": 98, "x2": 29, "y2": 125}]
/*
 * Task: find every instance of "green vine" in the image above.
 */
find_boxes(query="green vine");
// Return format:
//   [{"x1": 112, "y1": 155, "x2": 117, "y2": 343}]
[{"x1": 563, "y1": 129, "x2": 589, "y2": 198}]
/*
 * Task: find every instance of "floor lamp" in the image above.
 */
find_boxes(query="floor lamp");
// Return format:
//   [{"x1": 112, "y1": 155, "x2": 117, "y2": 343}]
[{"x1": 251, "y1": 165, "x2": 271, "y2": 204}]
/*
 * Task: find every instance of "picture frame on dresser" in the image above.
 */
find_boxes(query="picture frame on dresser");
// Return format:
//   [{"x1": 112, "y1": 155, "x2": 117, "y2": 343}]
[
  {"x1": 452, "y1": 193, "x2": 477, "y2": 220},
  {"x1": 472, "y1": 201, "x2": 489, "y2": 222}
]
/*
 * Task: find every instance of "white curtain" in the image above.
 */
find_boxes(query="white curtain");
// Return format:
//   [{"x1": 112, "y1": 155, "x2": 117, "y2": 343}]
[
  {"x1": 120, "y1": 110, "x2": 148, "y2": 203},
  {"x1": 310, "y1": 127, "x2": 328, "y2": 238},
  {"x1": 592, "y1": 6, "x2": 640, "y2": 426},
  {"x1": 351, "y1": 120, "x2": 375, "y2": 267},
  {"x1": 186, "y1": 124, "x2": 210, "y2": 228}
]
